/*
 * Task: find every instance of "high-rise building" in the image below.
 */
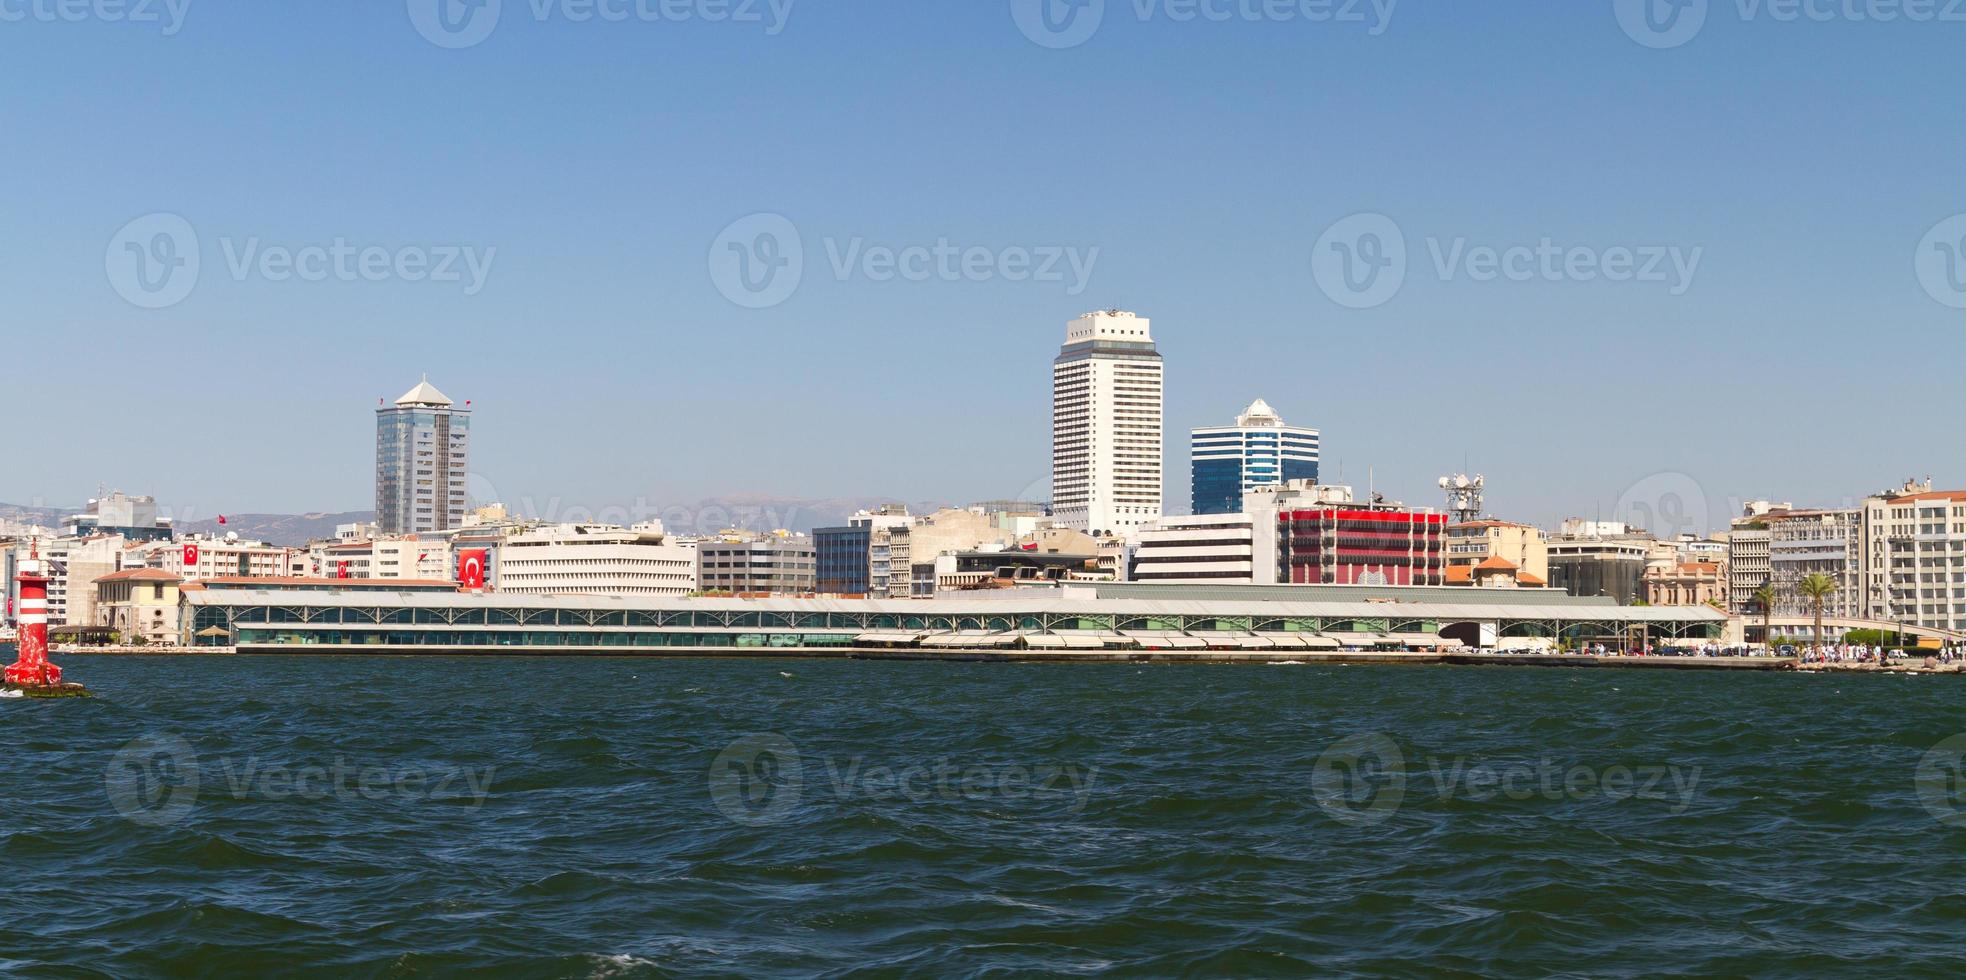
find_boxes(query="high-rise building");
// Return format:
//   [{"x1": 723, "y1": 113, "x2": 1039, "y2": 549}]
[
  {"x1": 1190, "y1": 399, "x2": 1319, "y2": 515},
  {"x1": 376, "y1": 378, "x2": 471, "y2": 536},
  {"x1": 1051, "y1": 310, "x2": 1163, "y2": 536}
]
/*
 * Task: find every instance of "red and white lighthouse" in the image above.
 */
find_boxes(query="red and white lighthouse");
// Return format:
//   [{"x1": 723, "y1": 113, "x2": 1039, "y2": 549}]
[{"x1": 5, "y1": 542, "x2": 62, "y2": 687}]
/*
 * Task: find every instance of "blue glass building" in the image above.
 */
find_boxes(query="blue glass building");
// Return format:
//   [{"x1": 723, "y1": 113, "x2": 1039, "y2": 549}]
[{"x1": 1190, "y1": 399, "x2": 1320, "y2": 515}]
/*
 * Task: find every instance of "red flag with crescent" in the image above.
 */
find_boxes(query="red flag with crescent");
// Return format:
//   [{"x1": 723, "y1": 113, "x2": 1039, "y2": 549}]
[{"x1": 459, "y1": 549, "x2": 488, "y2": 590}]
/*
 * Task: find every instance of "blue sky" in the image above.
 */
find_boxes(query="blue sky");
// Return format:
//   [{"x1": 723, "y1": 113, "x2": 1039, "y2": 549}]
[{"x1": 2, "y1": 0, "x2": 1961, "y2": 533}]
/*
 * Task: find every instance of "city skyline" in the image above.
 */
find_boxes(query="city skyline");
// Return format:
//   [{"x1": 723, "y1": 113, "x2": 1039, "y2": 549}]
[{"x1": 4, "y1": 4, "x2": 1961, "y2": 528}]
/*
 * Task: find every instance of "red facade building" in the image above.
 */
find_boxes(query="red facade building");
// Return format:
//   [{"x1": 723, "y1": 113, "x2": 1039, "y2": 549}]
[{"x1": 1277, "y1": 505, "x2": 1447, "y2": 586}]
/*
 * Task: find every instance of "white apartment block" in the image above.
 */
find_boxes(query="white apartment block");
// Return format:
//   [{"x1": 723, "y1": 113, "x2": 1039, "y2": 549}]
[
  {"x1": 1052, "y1": 310, "x2": 1163, "y2": 537},
  {"x1": 135, "y1": 536, "x2": 299, "y2": 581},
  {"x1": 498, "y1": 522, "x2": 698, "y2": 597},
  {"x1": 1863, "y1": 483, "x2": 1966, "y2": 632},
  {"x1": 1129, "y1": 513, "x2": 1270, "y2": 584}
]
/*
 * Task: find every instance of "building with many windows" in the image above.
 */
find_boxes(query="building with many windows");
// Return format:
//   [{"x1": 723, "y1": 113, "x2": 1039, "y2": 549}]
[
  {"x1": 375, "y1": 378, "x2": 471, "y2": 535},
  {"x1": 95, "y1": 568, "x2": 185, "y2": 645},
  {"x1": 1863, "y1": 481, "x2": 1966, "y2": 633},
  {"x1": 1190, "y1": 399, "x2": 1319, "y2": 516},
  {"x1": 1051, "y1": 310, "x2": 1163, "y2": 536},
  {"x1": 1444, "y1": 520, "x2": 1549, "y2": 585},
  {"x1": 813, "y1": 524, "x2": 872, "y2": 595},
  {"x1": 696, "y1": 536, "x2": 816, "y2": 595},
  {"x1": 1767, "y1": 508, "x2": 1862, "y2": 618},
  {"x1": 497, "y1": 523, "x2": 698, "y2": 597}
]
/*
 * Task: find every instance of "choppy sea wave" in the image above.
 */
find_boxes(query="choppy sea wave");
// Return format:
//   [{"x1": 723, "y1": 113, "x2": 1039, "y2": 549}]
[{"x1": 4, "y1": 654, "x2": 1966, "y2": 975}]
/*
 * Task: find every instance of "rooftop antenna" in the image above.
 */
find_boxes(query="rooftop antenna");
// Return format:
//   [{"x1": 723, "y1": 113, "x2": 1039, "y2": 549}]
[{"x1": 1438, "y1": 473, "x2": 1485, "y2": 524}]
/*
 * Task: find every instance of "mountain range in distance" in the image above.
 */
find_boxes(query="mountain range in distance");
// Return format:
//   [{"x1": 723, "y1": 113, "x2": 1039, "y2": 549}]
[{"x1": 1, "y1": 496, "x2": 1001, "y2": 547}]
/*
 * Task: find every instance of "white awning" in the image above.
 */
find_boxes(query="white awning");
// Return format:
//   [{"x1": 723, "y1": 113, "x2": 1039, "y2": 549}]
[
  {"x1": 1021, "y1": 633, "x2": 1069, "y2": 649},
  {"x1": 922, "y1": 631, "x2": 1014, "y2": 648},
  {"x1": 1121, "y1": 630, "x2": 1207, "y2": 649}
]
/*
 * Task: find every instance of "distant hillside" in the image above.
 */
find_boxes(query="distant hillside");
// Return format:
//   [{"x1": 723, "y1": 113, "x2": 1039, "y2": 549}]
[
  {"x1": 3, "y1": 493, "x2": 1007, "y2": 545},
  {"x1": 0, "y1": 502, "x2": 71, "y2": 529},
  {"x1": 176, "y1": 512, "x2": 375, "y2": 547},
  {"x1": 650, "y1": 495, "x2": 950, "y2": 535}
]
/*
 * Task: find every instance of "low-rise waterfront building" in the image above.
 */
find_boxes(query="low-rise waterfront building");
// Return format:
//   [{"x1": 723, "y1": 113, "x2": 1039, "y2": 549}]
[
  {"x1": 1547, "y1": 521, "x2": 1654, "y2": 605},
  {"x1": 95, "y1": 568, "x2": 184, "y2": 645},
  {"x1": 1643, "y1": 561, "x2": 1725, "y2": 607},
  {"x1": 181, "y1": 580, "x2": 1728, "y2": 655},
  {"x1": 497, "y1": 522, "x2": 698, "y2": 597},
  {"x1": 696, "y1": 535, "x2": 816, "y2": 595},
  {"x1": 1445, "y1": 520, "x2": 1549, "y2": 583}
]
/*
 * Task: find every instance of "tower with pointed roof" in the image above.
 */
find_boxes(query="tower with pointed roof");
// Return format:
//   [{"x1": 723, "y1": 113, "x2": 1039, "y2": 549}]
[
  {"x1": 375, "y1": 376, "x2": 472, "y2": 535},
  {"x1": 1190, "y1": 399, "x2": 1320, "y2": 516}
]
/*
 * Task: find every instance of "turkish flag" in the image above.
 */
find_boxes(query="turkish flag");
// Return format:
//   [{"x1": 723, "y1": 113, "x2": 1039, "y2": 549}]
[
  {"x1": 217, "y1": 515, "x2": 228, "y2": 525},
  {"x1": 458, "y1": 549, "x2": 489, "y2": 590},
  {"x1": 337, "y1": 561, "x2": 351, "y2": 580},
  {"x1": 183, "y1": 543, "x2": 200, "y2": 568}
]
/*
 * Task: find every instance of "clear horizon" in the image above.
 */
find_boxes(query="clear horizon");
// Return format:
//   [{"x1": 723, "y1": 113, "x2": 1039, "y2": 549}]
[{"x1": 5, "y1": 2, "x2": 1962, "y2": 537}]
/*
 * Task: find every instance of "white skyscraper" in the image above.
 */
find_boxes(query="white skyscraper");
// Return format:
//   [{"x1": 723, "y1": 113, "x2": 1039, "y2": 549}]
[
  {"x1": 1051, "y1": 310, "x2": 1163, "y2": 536},
  {"x1": 375, "y1": 378, "x2": 471, "y2": 536}
]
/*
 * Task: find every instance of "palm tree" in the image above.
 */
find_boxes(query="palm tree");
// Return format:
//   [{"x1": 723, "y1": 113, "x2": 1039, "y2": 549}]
[
  {"x1": 1752, "y1": 584, "x2": 1777, "y2": 652},
  {"x1": 1797, "y1": 573, "x2": 1839, "y2": 659}
]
